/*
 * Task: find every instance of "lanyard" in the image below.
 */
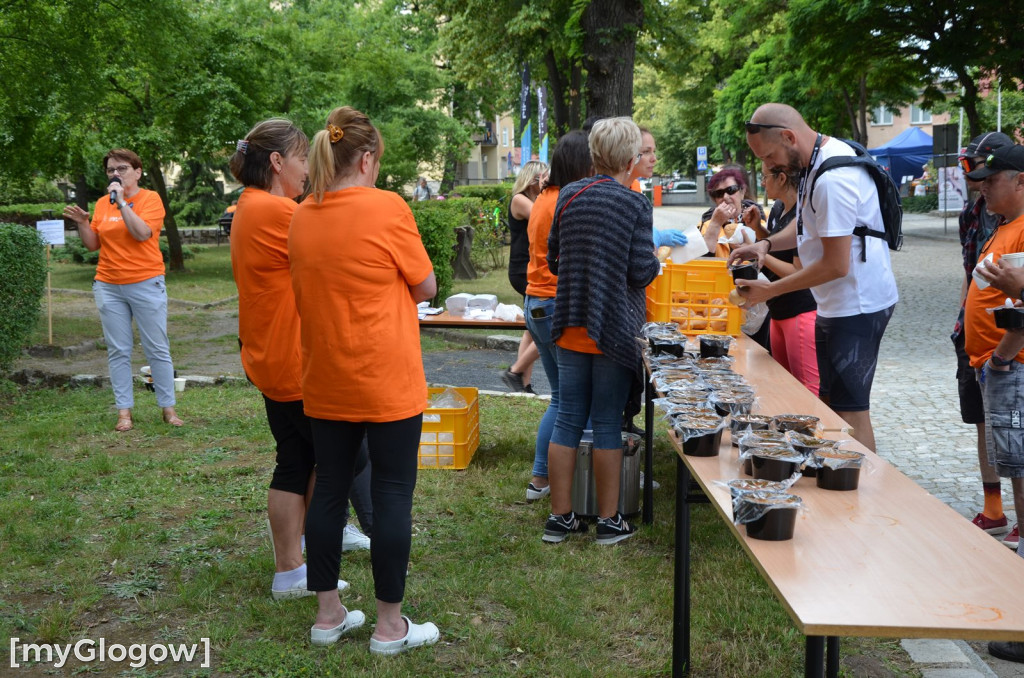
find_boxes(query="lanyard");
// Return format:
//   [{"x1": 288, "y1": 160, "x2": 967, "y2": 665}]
[{"x1": 795, "y1": 133, "x2": 823, "y2": 237}]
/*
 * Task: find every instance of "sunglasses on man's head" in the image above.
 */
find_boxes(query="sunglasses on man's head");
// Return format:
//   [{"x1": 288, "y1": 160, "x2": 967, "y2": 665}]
[
  {"x1": 745, "y1": 121, "x2": 787, "y2": 134},
  {"x1": 709, "y1": 184, "x2": 743, "y2": 200}
]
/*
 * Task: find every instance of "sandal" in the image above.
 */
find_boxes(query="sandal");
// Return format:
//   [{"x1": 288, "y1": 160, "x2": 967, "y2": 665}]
[
  {"x1": 163, "y1": 410, "x2": 184, "y2": 427},
  {"x1": 114, "y1": 412, "x2": 133, "y2": 432}
]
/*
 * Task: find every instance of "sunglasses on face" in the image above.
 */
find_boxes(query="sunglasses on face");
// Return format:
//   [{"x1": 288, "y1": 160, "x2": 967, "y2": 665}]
[
  {"x1": 745, "y1": 121, "x2": 787, "y2": 134},
  {"x1": 959, "y1": 155, "x2": 983, "y2": 175},
  {"x1": 709, "y1": 184, "x2": 743, "y2": 200}
]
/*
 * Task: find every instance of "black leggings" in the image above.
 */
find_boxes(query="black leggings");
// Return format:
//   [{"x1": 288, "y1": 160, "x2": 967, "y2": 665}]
[{"x1": 306, "y1": 414, "x2": 421, "y2": 603}]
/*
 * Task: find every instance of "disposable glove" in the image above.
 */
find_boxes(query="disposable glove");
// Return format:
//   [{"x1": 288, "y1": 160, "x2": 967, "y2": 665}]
[{"x1": 653, "y1": 229, "x2": 688, "y2": 248}]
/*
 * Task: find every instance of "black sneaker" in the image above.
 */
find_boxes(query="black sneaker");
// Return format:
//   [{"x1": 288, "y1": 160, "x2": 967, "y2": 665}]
[
  {"x1": 501, "y1": 369, "x2": 526, "y2": 392},
  {"x1": 523, "y1": 384, "x2": 536, "y2": 395},
  {"x1": 596, "y1": 512, "x2": 636, "y2": 545},
  {"x1": 542, "y1": 512, "x2": 587, "y2": 543}
]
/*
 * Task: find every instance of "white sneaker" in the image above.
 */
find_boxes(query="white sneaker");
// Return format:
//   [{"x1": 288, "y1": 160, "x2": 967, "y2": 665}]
[
  {"x1": 272, "y1": 578, "x2": 349, "y2": 601},
  {"x1": 342, "y1": 524, "x2": 371, "y2": 552}
]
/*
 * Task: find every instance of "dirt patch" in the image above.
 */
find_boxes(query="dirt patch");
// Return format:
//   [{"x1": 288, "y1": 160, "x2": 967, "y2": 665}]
[{"x1": 9, "y1": 292, "x2": 247, "y2": 383}]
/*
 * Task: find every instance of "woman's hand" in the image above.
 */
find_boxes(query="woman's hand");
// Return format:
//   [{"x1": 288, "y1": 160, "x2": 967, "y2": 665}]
[
  {"x1": 741, "y1": 205, "x2": 761, "y2": 229},
  {"x1": 710, "y1": 200, "x2": 738, "y2": 227},
  {"x1": 62, "y1": 204, "x2": 89, "y2": 228}
]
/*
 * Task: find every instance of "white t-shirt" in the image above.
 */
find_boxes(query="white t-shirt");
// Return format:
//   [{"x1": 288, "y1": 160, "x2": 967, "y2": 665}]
[{"x1": 796, "y1": 138, "x2": 899, "y2": 317}]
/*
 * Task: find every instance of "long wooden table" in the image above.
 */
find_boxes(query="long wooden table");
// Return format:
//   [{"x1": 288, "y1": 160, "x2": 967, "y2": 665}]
[
  {"x1": 664, "y1": 335, "x2": 1024, "y2": 677},
  {"x1": 419, "y1": 310, "x2": 526, "y2": 330}
]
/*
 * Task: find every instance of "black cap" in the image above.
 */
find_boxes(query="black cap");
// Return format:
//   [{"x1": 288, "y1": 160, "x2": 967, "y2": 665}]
[
  {"x1": 966, "y1": 145, "x2": 1024, "y2": 180},
  {"x1": 965, "y1": 132, "x2": 1014, "y2": 158}
]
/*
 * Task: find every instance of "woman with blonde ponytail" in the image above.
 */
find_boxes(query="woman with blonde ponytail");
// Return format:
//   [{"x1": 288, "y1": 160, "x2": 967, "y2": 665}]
[{"x1": 288, "y1": 106, "x2": 439, "y2": 655}]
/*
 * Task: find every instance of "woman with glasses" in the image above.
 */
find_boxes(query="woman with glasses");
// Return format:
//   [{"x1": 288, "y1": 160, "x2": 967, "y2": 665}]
[
  {"x1": 699, "y1": 167, "x2": 766, "y2": 258},
  {"x1": 62, "y1": 149, "x2": 182, "y2": 432},
  {"x1": 502, "y1": 159, "x2": 548, "y2": 394},
  {"x1": 760, "y1": 164, "x2": 819, "y2": 394}
]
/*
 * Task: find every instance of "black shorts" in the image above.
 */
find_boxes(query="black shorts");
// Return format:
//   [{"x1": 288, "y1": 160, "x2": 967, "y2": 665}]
[
  {"x1": 263, "y1": 396, "x2": 317, "y2": 495},
  {"x1": 954, "y1": 333, "x2": 985, "y2": 424},
  {"x1": 815, "y1": 305, "x2": 894, "y2": 412}
]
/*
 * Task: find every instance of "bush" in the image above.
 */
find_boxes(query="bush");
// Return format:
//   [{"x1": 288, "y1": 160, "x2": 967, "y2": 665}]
[
  {"x1": 453, "y1": 183, "x2": 513, "y2": 204},
  {"x1": 0, "y1": 203, "x2": 67, "y2": 227},
  {"x1": 0, "y1": 223, "x2": 47, "y2": 370},
  {"x1": 0, "y1": 176, "x2": 63, "y2": 205},
  {"x1": 410, "y1": 201, "x2": 459, "y2": 303},
  {"x1": 903, "y1": 194, "x2": 938, "y2": 213}
]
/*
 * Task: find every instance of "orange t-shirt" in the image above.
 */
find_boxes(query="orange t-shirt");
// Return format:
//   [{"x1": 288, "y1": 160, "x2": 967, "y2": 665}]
[
  {"x1": 965, "y1": 214, "x2": 1024, "y2": 368},
  {"x1": 90, "y1": 188, "x2": 165, "y2": 284},
  {"x1": 230, "y1": 188, "x2": 303, "y2": 402},
  {"x1": 288, "y1": 187, "x2": 435, "y2": 422},
  {"x1": 555, "y1": 326, "x2": 601, "y2": 354},
  {"x1": 525, "y1": 186, "x2": 559, "y2": 298}
]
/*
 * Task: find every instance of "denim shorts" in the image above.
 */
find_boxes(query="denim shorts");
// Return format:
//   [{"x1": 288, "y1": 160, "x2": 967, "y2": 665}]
[
  {"x1": 980, "y1": 361, "x2": 1024, "y2": 478},
  {"x1": 815, "y1": 305, "x2": 894, "y2": 411},
  {"x1": 550, "y1": 346, "x2": 633, "y2": 450}
]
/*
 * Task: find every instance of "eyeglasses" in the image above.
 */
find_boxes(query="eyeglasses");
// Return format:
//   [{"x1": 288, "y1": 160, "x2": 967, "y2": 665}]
[
  {"x1": 709, "y1": 184, "x2": 743, "y2": 200},
  {"x1": 959, "y1": 156, "x2": 983, "y2": 175},
  {"x1": 745, "y1": 121, "x2": 787, "y2": 134},
  {"x1": 105, "y1": 164, "x2": 134, "y2": 176}
]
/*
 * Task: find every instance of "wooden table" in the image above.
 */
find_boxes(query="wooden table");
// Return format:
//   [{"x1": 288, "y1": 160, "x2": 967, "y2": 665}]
[
  {"x1": 419, "y1": 310, "x2": 526, "y2": 330},
  {"x1": 665, "y1": 336, "x2": 1024, "y2": 677}
]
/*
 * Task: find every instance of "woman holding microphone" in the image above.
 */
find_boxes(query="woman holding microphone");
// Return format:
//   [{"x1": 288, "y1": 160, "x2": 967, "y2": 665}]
[
  {"x1": 62, "y1": 149, "x2": 182, "y2": 432},
  {"x1": 289, "y1": 106, "x2": 439, "y2": 654}
]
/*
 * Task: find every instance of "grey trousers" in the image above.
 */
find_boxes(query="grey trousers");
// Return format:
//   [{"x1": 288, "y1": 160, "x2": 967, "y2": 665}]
[{"x1": 93, "y1": 275, "x2": 176, "y2": 409}]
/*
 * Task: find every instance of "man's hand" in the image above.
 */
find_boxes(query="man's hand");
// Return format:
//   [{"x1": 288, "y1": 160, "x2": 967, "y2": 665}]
[
  {"x1": 976, "y1": 258, "x2": 1024, "y2": 300},
  {"x1": 735, "y1": 277, "x2": 773, "y2": 305}
]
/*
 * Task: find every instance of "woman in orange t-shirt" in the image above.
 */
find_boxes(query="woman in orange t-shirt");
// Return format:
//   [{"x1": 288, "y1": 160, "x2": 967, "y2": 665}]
[
  {"x1": 522, "y1": 131, "x2": 593, "y2": 502},
  {"x1": 229, "y1": 118, "x2": 356, "y2": 601},
  {"x1": 288, "y1": 106, "x2": 439, "y2": 654},
  {"x1": 62, "y1": 149, "x2": 181, "y2": 432}
]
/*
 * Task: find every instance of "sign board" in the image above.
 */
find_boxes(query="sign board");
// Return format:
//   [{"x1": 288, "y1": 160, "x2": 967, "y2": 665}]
[
  {"x1": 696, "y1": 146, "x2": 707, "y2": 161},
  {"x1": 697, "y1": 159, "x2": 708, "y2": 172},
  {"x1": 932, "y1": 124, "x2": 959, "y2": 168},
  {"x1": 36, "y1": 219, "x2": 65, "y2": 246}
]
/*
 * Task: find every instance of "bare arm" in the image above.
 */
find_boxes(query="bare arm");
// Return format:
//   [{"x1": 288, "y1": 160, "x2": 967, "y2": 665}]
[
  {"x1": 737, "y1": 235, "x2": 850, "y2": 306},
  {"x1": 62, "y1": 204, "x2": 99, "y2": 250},
  {"x1": 728, "y1": 215, "x2": 799, "y2": 268},
  {"x1": 410, "y1": 271, "x2": 438, "y2": 303},
  {"x1": 118, "y1": 201, "x2": 156, "y2": 242},
  {"x1": 510, "y1": 193, "x2": 534, "y2": 221}
]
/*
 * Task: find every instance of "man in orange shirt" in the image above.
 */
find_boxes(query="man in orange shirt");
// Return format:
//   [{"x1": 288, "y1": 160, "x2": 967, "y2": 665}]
[{"x1": 968, "y1": 144, "x2": 1024, "y2": 664}]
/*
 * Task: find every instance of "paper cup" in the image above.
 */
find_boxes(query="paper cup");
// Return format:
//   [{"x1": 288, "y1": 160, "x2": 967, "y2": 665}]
[
  {"x1": 1001, "y1": 252, "x2": 1024, "y2": 268},
  {"x1": 173, "y1": 377, "x2": 187, "y2": 393}
]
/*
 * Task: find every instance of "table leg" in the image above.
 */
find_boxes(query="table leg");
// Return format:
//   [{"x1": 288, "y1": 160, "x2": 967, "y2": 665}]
[
  {"x1": 643, "y1": 377, "x2": 655, "y2": 524},
  {"x1": 805, "y1": 636, "x2": 825, "y2": 678},
  {"x1": 673, "y1": 455, "x2": 692, "y2": 677},
  {"x1": 826, "y1": 637, "x2": 839, "y2": 678}
]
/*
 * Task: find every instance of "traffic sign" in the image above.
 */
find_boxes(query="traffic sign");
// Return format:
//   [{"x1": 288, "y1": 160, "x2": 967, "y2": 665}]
[
  {"x1": 697, "y1": 146, "x2": 707, "y2": 161},
  {"x1": 697, "y1": 159, "x2": 708, "y2": 172}
]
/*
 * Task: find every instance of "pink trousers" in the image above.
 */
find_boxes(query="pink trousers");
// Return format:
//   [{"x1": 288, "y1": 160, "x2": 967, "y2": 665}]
[{"x1": 769, "y1": 311, "x2": 819, "y2": 396}]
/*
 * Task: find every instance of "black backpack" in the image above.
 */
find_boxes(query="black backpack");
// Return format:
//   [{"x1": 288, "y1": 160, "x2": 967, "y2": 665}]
[{"x1": 806, "y1": 139, "x2": 904, "y2": 261}]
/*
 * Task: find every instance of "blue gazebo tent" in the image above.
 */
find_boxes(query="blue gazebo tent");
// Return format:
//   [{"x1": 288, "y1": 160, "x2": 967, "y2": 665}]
[{"x1": 868, "y1": 127, "x2": 933, "y2": 186}]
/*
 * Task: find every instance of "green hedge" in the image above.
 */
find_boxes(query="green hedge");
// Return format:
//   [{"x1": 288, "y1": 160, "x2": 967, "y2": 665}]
[
  {"x1": 453, "y1": 184, "x2": 512, "y2": 204},
  {"x1": 410, "y1": 201, "x2": 459, "y2": 303},
  {"x1": 902, "y1": 194, "x2": 938, "y2": 213},
  {"x1": 0, "y1": 223, "x2": 47, "y2": 370},
  {"x1": 0, "y1": 203, "x2": 67, "y2": 227}
]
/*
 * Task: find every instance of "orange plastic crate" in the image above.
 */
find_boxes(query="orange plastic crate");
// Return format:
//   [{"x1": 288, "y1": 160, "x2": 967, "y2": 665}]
[
  {"x1": 419, "y1": 387, "x2": 480, "y2": 469},
  {"x1": 646, "y1": 259, "x2": 742, "y2": 335}
]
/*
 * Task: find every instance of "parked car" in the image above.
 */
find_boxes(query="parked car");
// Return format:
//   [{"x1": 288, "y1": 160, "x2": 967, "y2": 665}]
[{"x1": 665, "y1": 179, "x2": 697, "y2": 193}]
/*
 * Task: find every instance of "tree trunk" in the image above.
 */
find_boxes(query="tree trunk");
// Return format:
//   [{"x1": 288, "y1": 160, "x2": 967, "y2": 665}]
[
  {"x1": 581, "y1": 0, "x2": 644, "y2": 118},
  {"x1": 958, "y1": 71, "x2": 982, "y2": 139},
  {"x1": 440, "y1": 145, "x2": 459, "y2": 194},
  {"x1": 145, "y1": 159, "x2": 184, "y2": 272},
  {"x1": 856, "y1": 76, "x2": 869, "y2": 145},
  {"x1": 545, "y1": 49, "x2": 571, "y2": 136}
]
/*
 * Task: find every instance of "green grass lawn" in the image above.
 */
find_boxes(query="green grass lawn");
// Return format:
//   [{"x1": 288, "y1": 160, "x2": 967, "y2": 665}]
[
  {"x1": 0, "y1": 383, "x2": 915, "y2": 677},
  {"x1": 48, "y1": 244, "x2": 238, "y2": 303}
]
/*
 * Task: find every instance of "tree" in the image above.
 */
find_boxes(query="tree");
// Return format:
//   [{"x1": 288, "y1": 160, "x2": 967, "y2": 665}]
[{"x1": 579, "y1": 0, "x2": 644, "y2": 117}]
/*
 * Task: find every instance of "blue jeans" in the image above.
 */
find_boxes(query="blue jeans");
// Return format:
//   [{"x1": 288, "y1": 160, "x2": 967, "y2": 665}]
[
  {"x1": 93, "y1": 276, "x2": 175, "y2": 409},
  {"x1": 551, "y1": 346, "x2": 633, "y2": 451},
  {"x1": 524, "y1": 295, "x2": 557, "y2": 478}
]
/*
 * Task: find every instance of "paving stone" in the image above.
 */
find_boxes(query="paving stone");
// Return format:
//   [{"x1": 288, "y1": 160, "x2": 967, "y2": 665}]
[{"x1": 903, "y1": 639, "x2": 970, "y2": 664}]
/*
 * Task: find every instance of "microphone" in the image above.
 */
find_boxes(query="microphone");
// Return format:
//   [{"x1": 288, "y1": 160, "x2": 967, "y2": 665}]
[{"x1": 109, "y1": 176, "x2": 122, "y2": 205}]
